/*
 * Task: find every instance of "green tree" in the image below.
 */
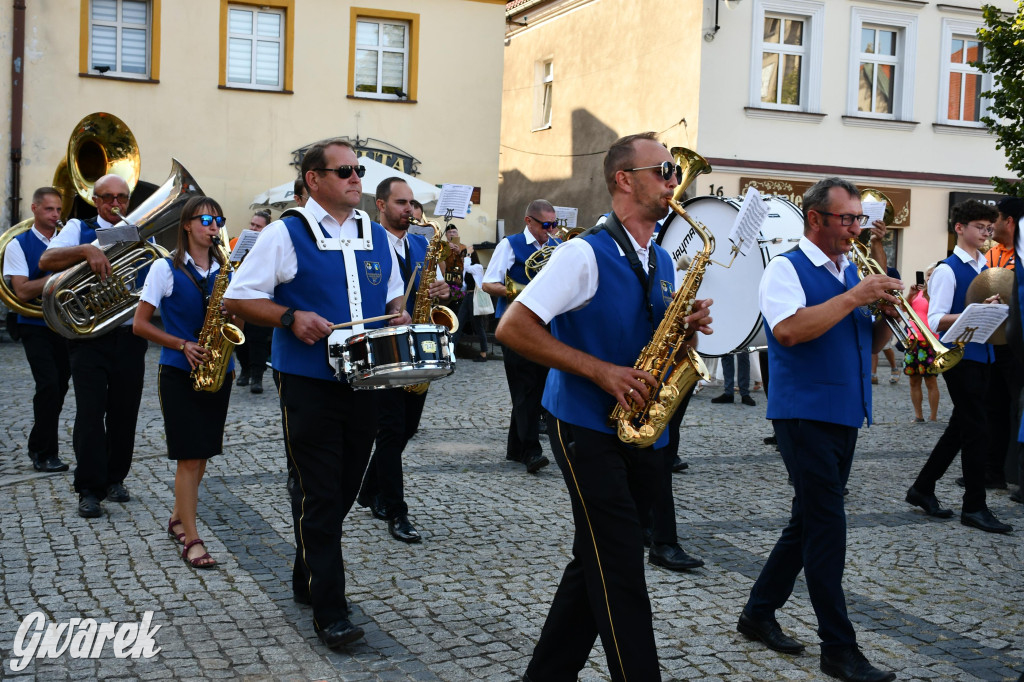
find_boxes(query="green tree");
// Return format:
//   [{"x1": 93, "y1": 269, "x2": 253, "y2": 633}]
[{"x1": 977, "y1": 3, "x2": 1024, "y2": 196}]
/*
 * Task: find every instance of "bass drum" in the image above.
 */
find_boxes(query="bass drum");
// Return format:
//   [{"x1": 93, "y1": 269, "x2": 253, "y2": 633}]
[{"x1": 657, "y1": 195, "x2": 803, "y2": 357}]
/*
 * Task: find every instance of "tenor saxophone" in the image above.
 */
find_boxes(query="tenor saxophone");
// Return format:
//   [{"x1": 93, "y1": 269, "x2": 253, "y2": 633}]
[
  {"x1": 190, "y1": 234, "x2": 246, "y2": 392},
  {"x1": 406, "y1": 217, "x2": 459, "y2": 394},
  {"x1": 609, "y1": 199, "x2": 714, "y2": 447}
]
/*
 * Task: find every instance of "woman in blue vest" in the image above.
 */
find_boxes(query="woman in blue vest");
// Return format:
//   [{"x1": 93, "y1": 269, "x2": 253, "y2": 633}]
[{"x1": 133, "y1": 196, "x2": 238, "y2": 569}]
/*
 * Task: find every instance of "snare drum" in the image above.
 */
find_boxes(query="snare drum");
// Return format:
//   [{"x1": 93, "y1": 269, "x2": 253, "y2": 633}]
[
  {"x1": 657, "y1": 195, "x2": 803, "y2": 357},
  {"x1": 332, "y1": 323, "x2": 455, "y2": 389}
]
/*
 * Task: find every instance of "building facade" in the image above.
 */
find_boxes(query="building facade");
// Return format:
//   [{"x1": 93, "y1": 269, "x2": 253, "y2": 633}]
[{"x1": 1, "y1": 0, "x2": 506, "y2": 246}]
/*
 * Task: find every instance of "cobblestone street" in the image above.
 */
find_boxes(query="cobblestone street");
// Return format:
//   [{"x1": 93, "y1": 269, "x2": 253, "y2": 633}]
[{"x1": 1, "y1": 338, "x2": 1022, "y2": 681}]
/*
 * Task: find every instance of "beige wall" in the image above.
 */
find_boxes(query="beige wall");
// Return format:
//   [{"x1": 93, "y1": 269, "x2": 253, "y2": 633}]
[
  {"x1": 498, "y1": 0, "x2": 703, "y2": 230},
  {"x1": 2, "y1": 0, "x2": 505, "y2": 247}
]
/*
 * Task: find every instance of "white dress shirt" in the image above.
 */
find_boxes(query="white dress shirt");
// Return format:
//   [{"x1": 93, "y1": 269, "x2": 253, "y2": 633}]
[
  {"x1": 482, "y1": 226, "x2": 557, "y2": 284},
  {"x1": 2, "y1": 226, "x2": 51, "y2": 278},
  {"x1": 759, "y1": 236, "x2": 851, "y2": 332},
  {"x1": 926, "y1": 246, "x2": 985, "y2": 332},
  {"x1": 46, "y1": 216, "x2": 115, "y2": 249},
  {"x1": 225, "y1": 197, "x2": 403, "y2": 303},
  {"x1": 516, "y1": 228, "x2": 653, "y2": 325},
  {"x1": 385, "y1": 229, "x2": 444, "y2": 282},
  {"x1": 139, "y1": 251, "x2": 219, "y2": 308}
]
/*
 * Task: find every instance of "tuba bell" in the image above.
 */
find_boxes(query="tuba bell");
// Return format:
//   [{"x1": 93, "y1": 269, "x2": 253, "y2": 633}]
[{"x1": 41, "y1": 159, "x2": 203, "y2": 339}]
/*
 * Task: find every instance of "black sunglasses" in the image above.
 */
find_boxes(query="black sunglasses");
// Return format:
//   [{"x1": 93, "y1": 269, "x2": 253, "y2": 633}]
[
  {"x1": 814, "y1": 210, "x2": 869, "y2": 227},
  {"x1": 191, "y1": 214, "x2": 226, "y2": 227},
  {"x1": 624, "y1": 161, "x2": 682, "y2": 183},
  {"x1": 528, "y1": 216, "x2": 559, "y2": 230},
  {"x1": 313, "y1": 165, "x2": 367, "y2": 179}
]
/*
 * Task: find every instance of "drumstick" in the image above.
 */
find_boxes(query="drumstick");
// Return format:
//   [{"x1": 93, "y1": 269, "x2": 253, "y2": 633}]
[{"x1": 330, "y1": 314, "x2": 400, "y2": 330}]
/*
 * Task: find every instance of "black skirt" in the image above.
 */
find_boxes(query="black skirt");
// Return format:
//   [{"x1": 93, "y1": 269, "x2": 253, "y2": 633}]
[{"x1": 158, "y1": 365, "x2": 232, "y2": 460}]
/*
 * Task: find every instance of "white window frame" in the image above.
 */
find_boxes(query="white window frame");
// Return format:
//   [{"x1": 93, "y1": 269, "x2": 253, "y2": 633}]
[
  {"x1": 353, "y1": 17, "x2": 410, "y2": 100},
  {"x1": 846, "y1": 8, "x2": 917, "y2": 121},
  {"x1": 88, "y1": 0, "x2": 152, "y2": 79},
  {"x1": 533, "y1": 60, "x2": 553, "y2": 131},
  {"x1": 937, "y1": 17, "x2": 990, "y2": 127},
  {"x1": 748, "y1": 0, "x2": 824, "y2": 113},
  {"x1": 225, "y1": 4, "x2": 285, "y2": 91}
]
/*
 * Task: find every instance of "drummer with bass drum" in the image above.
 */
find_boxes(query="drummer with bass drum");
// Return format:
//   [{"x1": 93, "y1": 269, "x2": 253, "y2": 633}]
[{"x1": 224, "y1": 138, "x2": 409, "y2": 650}]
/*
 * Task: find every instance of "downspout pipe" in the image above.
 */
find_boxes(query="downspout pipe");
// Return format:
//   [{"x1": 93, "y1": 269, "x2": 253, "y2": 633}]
[{"x1": 9, "y1": 0, "x2": 26, "y2": 224}]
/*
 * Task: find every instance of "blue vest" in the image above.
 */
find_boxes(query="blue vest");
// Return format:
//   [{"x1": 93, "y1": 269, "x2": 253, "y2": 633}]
[
  {"x1": 542, "y1": 230, "x2": 675, "y2": 449},
  {"x1": 765, "y1": 250, "x2": 874, "y2": 428},
  {"x1": 942, "y1": 254, "x2": 994, "y2": 364},
  {"x1": 157, "y1": 258, "x2": 234, "y2": 374},
  {"x1": 494, "y1": 232, "x2": 559, "y2": 319},
  {"x1": 77, "y1": 217, "x2": 100, "y2": 245},
  {"x1": 271, "y1": 215, "x2": 393, "y2": 381},
  {"x1": 14, "y1": 229, "x2": 49, "y2": 327},
  {"x1": 395, "y1": 233, "x2": 429, "y2": 317}
]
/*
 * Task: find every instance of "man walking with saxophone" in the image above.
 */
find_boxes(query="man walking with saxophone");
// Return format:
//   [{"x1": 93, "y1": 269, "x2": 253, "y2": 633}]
[
  {"x1": 39, "y1": 174, "x2": 148, "y2": 519},
  {"x1": 738, "y1": 177, "x2": 899, "y2": 682},
  {"x1": 225, "y1": 139, "x2": 409, "y2": 649},
  {"x1": 497, "y1": 132, "x2": 712, "y2": 681},
  {"x1": 482, "y1": 199, "x2": 560, "y2": 473},
  {"x1": 357, "y1": 177, "x2": 449, "y2": 543}
]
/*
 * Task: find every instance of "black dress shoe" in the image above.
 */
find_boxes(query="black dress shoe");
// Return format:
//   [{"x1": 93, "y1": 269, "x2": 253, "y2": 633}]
[
  {"x1": 250, "y1": 376, "x2": 264, "y2": 394},
  {"x1": 78, "y1": 495, "x2": 102, "y2": 519},
  {"x1": 388, "y1": 515, "x2": 422, "y2": 543},
  {"x1": 473, "y1": 355, "x2": 487, "y2": 362},
  {"x1": 1010, "y1": 489, "x2": 1024, "y2": 504},
  {"x1": 36, "y1": 455, "x2": 70, "y2": 473},
  {"x1": 905, "y1": 486, "x2": 953, "y2": 518},
  {"x1": 648, "y1": 543, "x2": 704, "y2": 571},
  {"x1": 236, "y1": 370, "x2": 250, "y2": 387},
  {"x1": 763, "y1": 435, "x2": 778, "y2": 445},
  {"x1": 737, "y1": 611, "x2": 805, "y2": 655},
  {"x1": 711, "y1": 393, "x2": 734, "y2": 404},
  {"x1": 316, "y1": 619, "x2": 364, "y2": 649},
  {"x1": 537, "y1": 420, "x2": 548, "y2": 435},
  {"x1": 741, "y1": 395, "x2": 756, "y2": 406},
  {"x1": 961, "y1": 508, "x2": 1013, "y2": 533},
  {"x1": 820, "y1": 646, "x2": 895, "y2": 682},
  {"x1": 524, "y1": 453, "x2": 549, "y2": 474},
  {"x1": 671, "y1": 456, "x2": 689, "y2": 473},
  {"x1": 106, "y1": 483, "x2": 130, "y2": 503},
  {"x1": 371, "y1": 501, "x2": 389, "y2": 521}
]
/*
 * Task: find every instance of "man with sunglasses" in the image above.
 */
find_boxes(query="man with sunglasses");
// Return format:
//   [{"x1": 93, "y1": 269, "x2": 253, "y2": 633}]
[
  {"x1": 39, "y1": 174, "x2": 149, "y2": 519},
  {"x1": 497, "y1": 133, "x2": 713, "y2": 681},
  {"x1": 482, "y1": 199, "x2": 561, "y2": 474},
  {"x1": 225, "y1": 139, "x2": 409, "y2": 650},
  {"x1": 905, "y1": 199, "x2": 1012, "y2": 534},
  {"x1": 740, "y1": 177, "x2": 901, "y2": 682}
]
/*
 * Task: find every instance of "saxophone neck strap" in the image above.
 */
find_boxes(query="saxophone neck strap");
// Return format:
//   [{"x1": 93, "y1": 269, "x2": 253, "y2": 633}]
[{"x1": 600, "y1": 212, "x2": 657, "y2": 326}]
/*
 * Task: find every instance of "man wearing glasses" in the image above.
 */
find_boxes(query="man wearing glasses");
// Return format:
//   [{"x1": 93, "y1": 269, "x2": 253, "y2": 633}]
[
  {"x1": 39, "y1": 174, "x2": 149, "y2": 519},
  {"x1": 906, "y1": 199, "x2": 1012, "y2": 534},
  {"x1": 740, "y1": 177, "x2": 900, "y2": 682},
  {"x1": 482, "y1": 199, "x2": 561, "y2": 473},
  {"x1": 225, "y1": 139, "x2": 409, "y2": 649}
]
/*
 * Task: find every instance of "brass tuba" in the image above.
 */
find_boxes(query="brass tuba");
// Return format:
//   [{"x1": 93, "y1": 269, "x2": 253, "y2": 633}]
[
  {"x1": 609, "y1": 147, "x2": 714, "y2": 447},
  {"x1": 191, "y1": 230, "x2": 245, "y2": 392},
  {"x1": 0, "y1": 217, "x2": 45, "y2": 317},
  {"x1": 41, "y1": 159, "x2": 203, "y2": 339}
]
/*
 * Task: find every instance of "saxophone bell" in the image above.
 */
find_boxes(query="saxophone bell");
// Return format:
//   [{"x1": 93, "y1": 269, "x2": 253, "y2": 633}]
[{"x1": 190, "y1": 231, "x2": 246, "y2": 392}]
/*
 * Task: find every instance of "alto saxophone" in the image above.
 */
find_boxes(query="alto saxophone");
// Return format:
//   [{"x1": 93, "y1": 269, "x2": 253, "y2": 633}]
[
  {"x1": 190, "y1": 234, "x2": 246, "y2": 392},
  {"x1": 406, "y1": 217, "x2": 459, "y2": 394},
  {"x1": 609, "y1": 199, "x2": 714, "y2": 447}
]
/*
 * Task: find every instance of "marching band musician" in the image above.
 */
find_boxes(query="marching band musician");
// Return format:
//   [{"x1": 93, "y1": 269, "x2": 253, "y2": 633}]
[
  {"x1": 39, "y1": 174, "x2": 148, "y2": 519},
  {"x1": 132, "y1": 196, "x2": 238, "y2": 569},
  {"x1": 482, "y1": 199, "x2": 561, "y2": 474},
  {"x1": 497, "y1": 132, "x2": 713, "y2": 681},
  {"x1": 356, "y1": 177, "x2": 450, "y2": 544},
  {"x1": 234, "y1": 210, "x2": 272, "y2": 394},
  {"x1": 739, "y1": 178, "x2": 898, "y2": 682},
  {"x1": 224, "y1": 139, "x2": 409, "y2": 649},
  {"x1": 2, "y1": 187, "x2": 71, "y2": 473}
]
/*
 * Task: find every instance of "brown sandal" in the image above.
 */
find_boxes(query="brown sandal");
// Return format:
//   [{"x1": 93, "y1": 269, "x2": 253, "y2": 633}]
[
  {"x1": 167, "y1": 518, "x2": 186, "y2": 545},
  {"x1": 182, "y1": 539, "x2": 217, "y2": 569}
]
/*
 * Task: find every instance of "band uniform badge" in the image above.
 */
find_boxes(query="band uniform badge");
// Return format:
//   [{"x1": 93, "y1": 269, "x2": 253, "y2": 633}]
[
  {"x1": 364, "y1": 261, "x2": 382, "y2": 286},
  {"x1": 660, "y1": 280, "x2": 674, "y2": 306}
]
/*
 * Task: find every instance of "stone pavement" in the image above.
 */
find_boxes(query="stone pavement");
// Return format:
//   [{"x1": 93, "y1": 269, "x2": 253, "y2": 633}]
[{"x1": 0, "y1": 338, "x2": 1022, "y2": 681}]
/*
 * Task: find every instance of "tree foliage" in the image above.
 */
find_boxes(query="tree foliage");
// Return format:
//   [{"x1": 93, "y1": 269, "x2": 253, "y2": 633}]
[{"x1": 977, "y1": 3, "x2": 1024, "y2": 196}]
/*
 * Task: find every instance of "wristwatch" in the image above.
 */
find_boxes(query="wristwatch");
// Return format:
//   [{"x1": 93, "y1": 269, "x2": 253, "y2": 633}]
[{"x1": 280, "y1": 307, "x2": 296, "y2": 328}]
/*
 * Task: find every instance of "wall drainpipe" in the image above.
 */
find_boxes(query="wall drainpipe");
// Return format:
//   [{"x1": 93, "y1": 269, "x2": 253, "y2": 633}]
[{"x1": 9, "y1": 0, "x2": 27, "y2": 224}]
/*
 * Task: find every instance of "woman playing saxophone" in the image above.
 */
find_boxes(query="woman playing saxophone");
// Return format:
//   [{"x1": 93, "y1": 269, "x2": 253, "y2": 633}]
[{"x1": 132, "y1": 195, "x2": 241, "y2": 569}]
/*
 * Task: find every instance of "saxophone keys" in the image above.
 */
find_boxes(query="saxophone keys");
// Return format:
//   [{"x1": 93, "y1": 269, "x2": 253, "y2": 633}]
[{"x1": 659, "y1": 384, "x2": 679, "y2": 402}]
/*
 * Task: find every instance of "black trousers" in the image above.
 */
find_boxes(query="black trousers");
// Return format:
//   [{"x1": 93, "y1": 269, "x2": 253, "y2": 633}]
[
  {"x1": 985, "y1": 345, "x2": 1023, "y2": 482},
  {"x1": 641, "y1": 385, "x2": 694, "y2": 545},
  {"x1": 245, "y1": 323, "x2": 272, "y2": 377},
  {"x1": 526, "y1": 420, "x2": 661, "y2": 682},
  {"x1": 745, "y1": 418, "x2": 858, "y2": 654},
  {"x1": 359, "y1": 387, "x2": 427, "y2": 519},
  {"x1": 502, "y1": 344, "x2": 548, "y2": 461},
  {"x1": 278, "y1": 372, "x2": 377, "y2": 629},
  {"x1": 913, "y1": 359, "x2": 990, "y2": 512},
  {"x1": 19, "y1": 323, "x2": 71, "y2": 459},
  {"x1": 69, "y1": 327, "x2": 148, "y2": 498},
  {"x1": 451, "y1": 292, "x2": 489, "y2": 354}
]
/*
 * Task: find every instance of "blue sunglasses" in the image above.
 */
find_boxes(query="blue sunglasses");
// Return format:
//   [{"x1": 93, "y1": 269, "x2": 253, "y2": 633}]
[{"x1": 191, "y1": 214, "x2": 226, "y2": 227}]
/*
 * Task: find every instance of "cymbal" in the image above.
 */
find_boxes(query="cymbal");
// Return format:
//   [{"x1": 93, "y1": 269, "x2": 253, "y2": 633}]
[{"x1": 965, "y1": 267, "x2": 1015, "y2": 344}]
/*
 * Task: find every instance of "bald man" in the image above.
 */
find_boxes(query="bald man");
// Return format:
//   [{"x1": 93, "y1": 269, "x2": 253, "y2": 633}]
[{"x1": 39, "y1": 174, "x2": 149, "y2": 519}]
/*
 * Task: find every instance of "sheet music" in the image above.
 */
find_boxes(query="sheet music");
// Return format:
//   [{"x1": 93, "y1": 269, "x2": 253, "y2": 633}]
[
  {"x1": 940, "y1": 303, "x2": 1008, "y2": 345},
  {"x1": 229, "y1": 229, "x2": 261, "y2": 262},
  {"x1": 861, "y1": 201, "x2": 886, "y2": 227},
  {"x1": 553, "y1": 206, "x2": 578, "y2": 229},
  {"x1": 96, "y1": 224, "x2": 141, "y2": 246},
  {"x1": 434, "y1": 184, "x2": 474, "y2": 219},
  {"x1": 728, "y1": 186, "x2": 768, "y2": 257}
]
